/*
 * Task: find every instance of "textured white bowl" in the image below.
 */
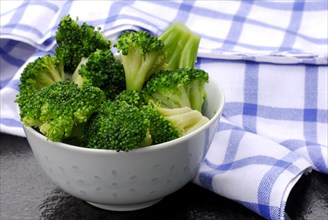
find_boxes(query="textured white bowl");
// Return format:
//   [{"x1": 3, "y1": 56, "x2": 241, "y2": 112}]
[{"x1": 23, "y1": 79, "x2": 224, "y2": 211}]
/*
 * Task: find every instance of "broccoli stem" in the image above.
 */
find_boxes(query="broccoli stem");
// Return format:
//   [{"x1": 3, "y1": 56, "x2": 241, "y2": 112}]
[
  {"x1": 72, "y1": 57, "x2": 88, "y2": 87},
  {"x1": 180, "y1": 34, "x2": 200, "y2": 68},
  {"x1": 188, "y1": 80, "x2": 206, "y2": 112},
  {"x1": 122, "y1": 50, "x2": 158, "y2": 91},
  {"x1": 186, "y1": 116, "x2": 209, "y2": 134},
  {"x1": 150, "y1": 85, "x2": 191, "y2": 109},
  {"x1": 155, "y1": 106, "x2": 209, "y2": 135},
  {"x1": 140, "y1": 131, "x2": 152, "y2": 147},
  {"x1": 36, "y1": 74, "x2": 59, "y2": 89},
  {"x1": 41, "y1": 55, "x2": 65, "y2": 82},
  {"x1": 159, "y1": 22, "x2": 200, "y2": 69},
  {"x1": 161, "y1": 108, "x2": 202, "y2": 128}
]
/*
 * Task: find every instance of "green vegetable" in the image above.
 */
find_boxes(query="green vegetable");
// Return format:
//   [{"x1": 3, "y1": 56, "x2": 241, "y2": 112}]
[
  {"x1": 83, "y1": 95, "x2": 209, "y2": 151},
  {"x1": 16, "y1": 14, "x2": 210, "y2": 151},
  {"x1": 142, "y1": 104, "x2": 180, "y2": 145},
  {"x1": 115, "y1": 89, "x2": 146, "y2": 107},
  {"x1": 18, "y1": 54, "x2": 65, "y2": 91},
  {"x1": 72, "y1": 49, "x2": 125, "y2": 100},
  {"x1": 83, "y1": 99, "x2": 151, "y2": 151},
  {"x1": 159, "y1": 22, "x2": 200, "y2": 69},
  {"x1": 55, "y1": 15, "x2": 111, "y2": 74},
  {"x1": 114, "y1": 30, "x2": 166, "y2": 91},
  {"x1": 16, "y1": 54, "x2": 66, "y2": 127},
  {"x1": 142, "y1": 68, "x2": 209, "y2": 112},
  {"x1": 111, "y1": 90, "x2": 180, "y2": 147},
  {"x1": 18, "y1": 80, "x2": 105, "y2": 142},
  {"x1": 148, "y1": 103, "x2": 209, "y2": 142},
  {"x1": 143, "y1": 100, "x2": 209, "y2": 145}
]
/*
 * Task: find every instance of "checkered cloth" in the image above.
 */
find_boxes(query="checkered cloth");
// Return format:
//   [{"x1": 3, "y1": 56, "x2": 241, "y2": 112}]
[{"x1": 1, "y1": 1, "x2": 327, "y2": 220}]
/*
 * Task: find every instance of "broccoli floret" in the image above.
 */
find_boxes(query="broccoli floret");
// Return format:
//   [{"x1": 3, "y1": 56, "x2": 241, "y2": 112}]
[
  {"x1": 16, "y1": 54, "x2": 66, "y2": 126},
  {"x1": 114, "y1": 90, "x2": 180, "y2": 145},
  {"x1": 83, "y1": 99, "x2": 152, "y2": 151},
  {"x1": 55, "y1": 15, "x2": 111, "y2": 74},
  {"x1": 154, "y1": 104, "x2": 209, "y2": 135},
  {"x1": 18, "y1": 54, "x2": 65, "y2": 91},
  {"x1": 142, "y1": 68, "x2": 209, "y2": 112},
  {"x1": 144, "y1": 102, "x2": 209, "y2": 145},
  {"x1": 19, "y1": 80, "x2": 105, "y2": 142},
  {"x1": 114, "y1": 30, "x2": 166, "y2": 91},
  {"x1": 82, "y1": 92, "x2": 208, "y2": 150},
  {"x1": 142, "y1": 105, "x2": 180, "y2": 145},
  {"x1": 115, "y1": 90, "x2": 146, "y2": 107},
  {"x1": 72, "y1": 49, "x2": 125, "y2": 99},
  {"x1": 159, "y1": 22, "x2": 200, "y2": 69},
  {"x1": 17, "y1": 91, "x2": 43, "y2": 128}
]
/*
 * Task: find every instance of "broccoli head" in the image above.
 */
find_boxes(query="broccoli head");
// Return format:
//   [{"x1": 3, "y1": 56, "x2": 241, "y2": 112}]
[
  {"x1": 16, "y1": 54, "x2": 66, "y2": 126},
  {"x1": 18, "y1": 54, "x2": 65, "y2": 91},
  {"x1": 114, "y1": 30, "x2": 166, "y2": 91},
  {"x1": 142, "y1": 68, "x2": 209, "y2": 112},
  {"x1": 142, "y1": 104, "x2": 180, "y2": 145},
  {"x1": 143, "y1": 102, "x2": 209, "y2": 145},
  {"x1": 110, "y1": 90, "x2": 183, "y2": 146},
  {"x1": 153, "y1": 104, "x2": 209, "y2": 136},
  {"x1": 19, "y1": 80, "x2": 105, "y2": 142},
  {"x1": 83, "y1": 99, "x2": 152, "y2": 151},
  {"x1": 159, "y1": 22, "x2": 200, "y2": 69},
  {"x1": 55, "y1": 15, "x2": 111, "y2": 74},
  {"x1": 115, "y1": 89, "x2": 146, "y2": 107},
  {"x1": 72, "y1": 49, "x2": 125, "y2": 99}
]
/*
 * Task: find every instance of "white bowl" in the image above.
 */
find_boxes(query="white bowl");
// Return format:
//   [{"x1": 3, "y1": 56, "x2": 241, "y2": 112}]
[{"x1": 23, "y1": 79, "x2": 225, "y2": 211}]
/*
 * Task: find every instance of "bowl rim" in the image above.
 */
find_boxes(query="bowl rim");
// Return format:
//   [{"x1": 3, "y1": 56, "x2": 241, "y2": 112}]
[{"x1": 23, "y1": 80, "x2": 225, "y2": 155}]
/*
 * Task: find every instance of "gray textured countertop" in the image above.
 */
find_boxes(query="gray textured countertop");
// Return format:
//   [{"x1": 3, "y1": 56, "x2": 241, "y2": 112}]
[{"x1": 1, "y1": 133, "x2": 327, "y2": 220}]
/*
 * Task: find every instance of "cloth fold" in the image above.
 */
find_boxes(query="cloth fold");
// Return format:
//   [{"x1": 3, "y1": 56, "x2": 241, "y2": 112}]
[
  {"x1": 193, "y1": 117, "x2": 312, "y2": 219},
  {"x1": 1, "y1": 1, "x2": 327, "y2": 220},
  {"x1": 1, "y1": 1, "x2": 327, "y2": 64}
]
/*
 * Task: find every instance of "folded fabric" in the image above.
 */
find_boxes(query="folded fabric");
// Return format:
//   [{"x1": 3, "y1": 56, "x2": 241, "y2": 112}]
[
  {"x1": 193, "y1": 59, "x2": 326, "y2": 219},
  {"x1": 1, "y1": 1, "x2": 327, "y2": 220},
  {"x1": 194, "y1": 118, "x2": 311, "y2": 219},
  {"x1": 1, "y1": 1, "x2": 327, "y2": 64}
]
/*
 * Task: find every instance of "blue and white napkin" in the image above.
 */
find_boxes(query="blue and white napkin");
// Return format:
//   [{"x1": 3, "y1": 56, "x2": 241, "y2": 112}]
[{"x1": 1, "y1": 1, "x2": 327, "y2": 220}]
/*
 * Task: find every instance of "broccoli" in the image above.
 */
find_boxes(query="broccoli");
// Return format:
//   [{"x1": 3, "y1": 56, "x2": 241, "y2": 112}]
[
  {"x1": 115, "y1": 89, "x2": 146, "y2": 107},
  {"x1": 55, "y1": 15, "x2": 111, "y2": 74},
  {"x1": 83, "y1": 99, "x2": 152, "y2": 151},
  {"x1": 17, "y1": 15, "x2": 210, "y2": 150},
  {"x1": 18, "y1": 80, "x2": 105, "y2": 142},
  {"x1": 142, "y1": 104, "x2": 180, "y2": 145},
  {"x1": 18, "y1": 54, "x2": 65, "y2": 91},
  {"x1": 82, "y1": 96, "x2": 209, "y2": 151},
  {"x1": 142, "y1": 68, "x2": 209, "y2": 112},
  {"x1": 16, "y1": 54, "x2": 66, "y2": 126},
  {"x1": 72, "y1": 49, "x2": 125, "y2": 99},
  {"x1": 147, "y1": 103, "x2": 209, "y2": 144},
  {"x1": 114, "y1": 30, "x2": 166, "y2": 91},
  {"x1": 114, "y1": 90, "x2": 177, "y2": 144},
  {"x1": 159, "y1": 22, "x2": 200, "y2": 69}
]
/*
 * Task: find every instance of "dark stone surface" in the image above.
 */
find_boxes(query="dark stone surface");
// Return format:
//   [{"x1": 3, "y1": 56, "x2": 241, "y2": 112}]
[{"x1": 1, "y1": 133, "x2": 327, "y2": 220}]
